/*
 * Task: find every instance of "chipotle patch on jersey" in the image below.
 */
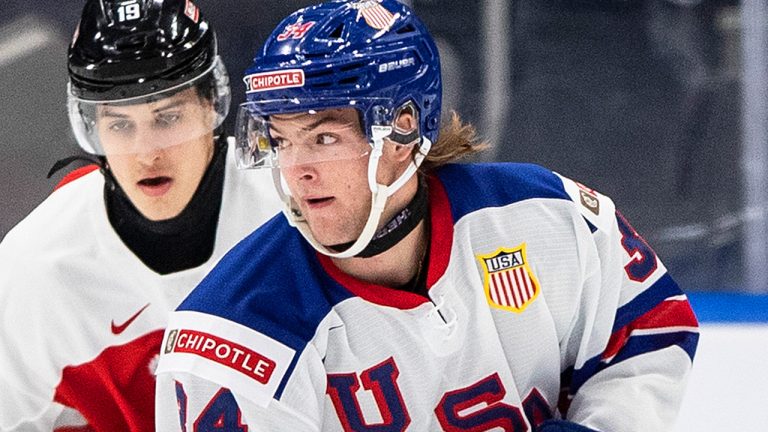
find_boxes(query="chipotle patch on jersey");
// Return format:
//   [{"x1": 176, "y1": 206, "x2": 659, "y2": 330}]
[
  {"x1": 157, "y1": 311, "x2": 296, "y2": 408},
  {"x1": 165, "y1": 328, "x2": 276, "y2": 384}
]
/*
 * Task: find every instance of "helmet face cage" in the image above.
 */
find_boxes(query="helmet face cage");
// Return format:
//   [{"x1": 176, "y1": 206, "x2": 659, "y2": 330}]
[
  {"x1": 68, "y1": 56, "x2": 230, "y2": 155},
  {"x1": 237, "y1": 0, "x2": 441, "y2": 258}
]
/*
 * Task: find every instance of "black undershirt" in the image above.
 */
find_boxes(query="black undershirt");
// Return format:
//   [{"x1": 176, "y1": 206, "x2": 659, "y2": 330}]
[
  {"x1": 396, "y1": 215, "x2": 431, "y2": 298},
  {"x1": 105, "y1": 139, "x2": 226, "y2": 275}
]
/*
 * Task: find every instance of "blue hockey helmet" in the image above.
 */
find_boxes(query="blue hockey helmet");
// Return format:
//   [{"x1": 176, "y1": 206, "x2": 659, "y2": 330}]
[
  {"x1": 234, "y1": 0, "x2": 442, "y2": 258},
  {"x1": 235, "y1": 0, "x2": 441, "y2": 168}
]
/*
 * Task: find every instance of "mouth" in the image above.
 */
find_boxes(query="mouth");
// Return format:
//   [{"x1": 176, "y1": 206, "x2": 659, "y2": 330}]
[
  {"x1": 137, "y1": 176, "x2": 173, "y2": 197},
  {"x1": 303, "y1": 196, "x2": 335, "y2": 209}
]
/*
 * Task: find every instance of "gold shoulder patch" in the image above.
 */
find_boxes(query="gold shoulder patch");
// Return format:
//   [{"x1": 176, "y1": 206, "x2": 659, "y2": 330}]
[{"x1": 476, "y1": 243, "x2": 540, "y2": 313}]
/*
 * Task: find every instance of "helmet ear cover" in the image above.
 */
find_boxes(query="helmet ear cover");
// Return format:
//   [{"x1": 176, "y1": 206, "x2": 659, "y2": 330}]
[{"x1": 388, "y1": 101, "x2": 421, "y2": 146}]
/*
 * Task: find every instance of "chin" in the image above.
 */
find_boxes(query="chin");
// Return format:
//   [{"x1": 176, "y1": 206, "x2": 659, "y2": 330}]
[{"x1": 139, "y1": 205, "x2": 183, "y2": 221}]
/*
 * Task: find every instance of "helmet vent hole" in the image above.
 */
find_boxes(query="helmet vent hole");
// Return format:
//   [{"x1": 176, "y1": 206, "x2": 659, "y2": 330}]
[
  {"x1": 339, "y1": 61, "x2": 365, "y2": 72},
  {"x1": 114, "y1": 34, "x2": 148, "y2": 50},
  {"x1": 396, "y1": 24, "x2": 416, "y2": 35},
  {"x1": 338, "y1": 76, "x2": 358, "y2": 85},
  {"x1": 306, "y1": 69, "x2": 334, "y2": 78},
  {"x1": 327, "y1": 24, "x2": 344, "y2": 39}
]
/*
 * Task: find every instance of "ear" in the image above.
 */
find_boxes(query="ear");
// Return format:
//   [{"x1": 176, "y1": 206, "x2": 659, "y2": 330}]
[
  {"x1": 386, "y1": 108, "x2": 419, "y2": 163},
  {"x1": 387, "y1": 141, "x2": 414, "y2": 164},
  {"x1": 394, "y1": 109, "x2": 417, "y2": 135}
]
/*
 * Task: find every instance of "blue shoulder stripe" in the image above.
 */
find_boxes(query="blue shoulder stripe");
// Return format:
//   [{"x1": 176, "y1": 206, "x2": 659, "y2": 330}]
[
  {"x1": 612, "y1": 273, "x2": 682, "y2": 332},
  {"x1": 567, "y1": 274, "x2": 697, "y2": 395},
  {"x1": 610, "y1": 331, "x2": 699, "y2": 365},
  {"x1": 434, "y1": 163, "x2": 571, "y2": 222},
  {"x1": 177, "y1": 214, "x2": 355, "y2": 398},
  {"x1": 569, "y1": 330, "x2": 699, "y2": 395}
]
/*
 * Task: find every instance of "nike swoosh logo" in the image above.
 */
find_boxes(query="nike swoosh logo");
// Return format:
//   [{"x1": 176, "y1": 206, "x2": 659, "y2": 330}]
[{"x1": 111, "y1": 303, "x2": 150, "y2": 335}]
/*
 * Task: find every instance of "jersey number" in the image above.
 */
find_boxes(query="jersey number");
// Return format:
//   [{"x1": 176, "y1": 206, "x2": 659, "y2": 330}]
[
  {"x1": 616, "y1": 211, "x2": 658, "y2": 283},
  {"x1": 276, "y1": 22, "x2": 316, "y2": 41},
  {"x1": 175, "y1": 383, "x2": 247, "y2": 432}
]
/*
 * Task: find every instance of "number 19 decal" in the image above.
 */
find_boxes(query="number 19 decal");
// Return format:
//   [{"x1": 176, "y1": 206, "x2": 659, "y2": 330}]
[{"x1": 116, "y1": 1, "x2": 141, "y2": 22}]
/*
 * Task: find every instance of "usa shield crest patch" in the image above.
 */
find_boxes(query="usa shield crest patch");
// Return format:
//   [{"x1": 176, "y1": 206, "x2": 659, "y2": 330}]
[
  {"x1": 477, "y1": 244, "x2": 540, "y2": 313},
  {"x1": 351, "y1": 1, "x2": 397, "y2": 30}
]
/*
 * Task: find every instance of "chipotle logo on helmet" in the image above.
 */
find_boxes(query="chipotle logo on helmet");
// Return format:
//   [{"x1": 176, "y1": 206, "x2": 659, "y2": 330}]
[{"x1": 244, "y1": 69, "x2": 305, "y2": 93}]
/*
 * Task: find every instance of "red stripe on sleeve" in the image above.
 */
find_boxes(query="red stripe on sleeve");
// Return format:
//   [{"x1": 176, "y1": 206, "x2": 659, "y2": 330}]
[{"x1": 603, "y1": 299, "x2": 698, "y2": 360}]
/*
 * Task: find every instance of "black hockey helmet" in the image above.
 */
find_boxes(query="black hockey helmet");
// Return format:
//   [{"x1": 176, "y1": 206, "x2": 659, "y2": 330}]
[
  {"x1": 69, "y1": 0, "x2": 217, "y2": 101},
  {"x1": 67, "y1": 0, "x2": 230, "y2": 154}
]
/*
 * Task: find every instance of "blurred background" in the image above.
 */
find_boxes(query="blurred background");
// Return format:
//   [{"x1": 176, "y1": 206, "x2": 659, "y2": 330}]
[
  {"x1": 3, "y1": 0, "x2": 760, "y2": 293},
  {"x1": 1, "y1": 1, "x2": 766, "y2": 430}
]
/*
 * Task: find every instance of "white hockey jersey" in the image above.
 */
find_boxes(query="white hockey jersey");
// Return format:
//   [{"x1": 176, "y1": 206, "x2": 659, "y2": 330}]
[
  {"x1": 156, "y1": 163, "x2": 699, "y2": 432},
  {"x1": 0, "y1": 142, "x2": 282, "y2": 431}
]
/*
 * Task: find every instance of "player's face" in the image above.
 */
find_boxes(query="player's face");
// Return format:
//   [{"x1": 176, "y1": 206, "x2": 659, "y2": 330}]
[
  {"x1": 272, "y1": 108, "x2": 380, "y2": 246},
  {"x1": 96, "y1": 88, "x2": 215, "y2": 221}
]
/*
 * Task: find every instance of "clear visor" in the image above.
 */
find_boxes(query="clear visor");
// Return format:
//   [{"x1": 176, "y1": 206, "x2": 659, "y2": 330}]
[
  {"x1": 68, "y1": 56, "x2": 231, "y2": 155},
  {"x1": 235, "y1": 99, "x2": 391, "y2": 169}
]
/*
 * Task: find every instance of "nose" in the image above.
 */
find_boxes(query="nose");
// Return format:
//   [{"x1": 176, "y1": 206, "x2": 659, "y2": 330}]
[
  {"x1": 135, "y1": 147, "x2": 163, "y2": 166},
  {"x1": 132, "y1": 126, "x2": 165, "y2": 162},
  {"x1": 283, "y1": 163, "x2": 317, "y2": 183}
]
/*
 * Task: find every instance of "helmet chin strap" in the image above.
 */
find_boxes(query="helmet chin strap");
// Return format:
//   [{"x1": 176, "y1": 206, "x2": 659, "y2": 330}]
[{"x1": 273, "y1": 127, "x2": 432, "y2": 259}]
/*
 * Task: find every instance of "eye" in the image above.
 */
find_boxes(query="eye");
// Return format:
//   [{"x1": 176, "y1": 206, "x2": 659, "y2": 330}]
[
  {"x1": 316, "y1": 133, "x2": 338, "y2": 145},
  {"x1": 156, "y1": 112, "x2": 181, "y2": 127},
  {"x1": 108, "y1": 120, "x2": 134, "y2": 133},
  {"x1": 272, "y1": 136, "x2": 291, "y2": 150}
]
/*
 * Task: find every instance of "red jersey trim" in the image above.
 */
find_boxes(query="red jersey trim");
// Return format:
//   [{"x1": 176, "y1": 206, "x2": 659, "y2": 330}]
[
  {"x1": 53, "y1": 165, "x2": 99, "y2": 192},
  {"x1": 317, "y1": 175, "x2": 454, "y2": 310},
  {"x1": 602, "y1": 298, "x2": 698, "y2": 360}
]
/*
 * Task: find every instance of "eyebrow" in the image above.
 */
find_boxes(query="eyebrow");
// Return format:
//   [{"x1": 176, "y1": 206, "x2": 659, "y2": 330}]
[
  {"x1": 100, "y1": 98, "x2": 188, "y2": 118},
  {"x1": 151, "y1": 98, "x2": 187, "y2": 113},
  {"x1": 100, "y1": 108, "x2": 129, "y2": 119},
  {"x1": 270, "y1": 115, "x2": 354, "y2": 136}
]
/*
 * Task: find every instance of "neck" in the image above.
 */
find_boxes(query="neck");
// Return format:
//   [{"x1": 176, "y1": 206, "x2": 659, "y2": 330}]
[
  {"x1": 329, "y1": 169, "x2": 428, "y2": 286},
  {"x1": 332, "y1": 218, "x2": 428, "y2": 288},
  {"x1": 106, "y1": 138, "x2": 226, "y2": 274}
]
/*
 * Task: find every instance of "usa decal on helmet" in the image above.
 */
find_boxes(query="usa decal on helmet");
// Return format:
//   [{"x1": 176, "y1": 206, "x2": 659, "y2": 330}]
[
  {"x1": 351, "y1": 0, "x2": 397, "y2": 30},
  {"x1": 244, "y1": 70, "x2": 305, "y2": 93},
  {"x1": 236, "y1": 0, "x2": 442, "y2": 258}
]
